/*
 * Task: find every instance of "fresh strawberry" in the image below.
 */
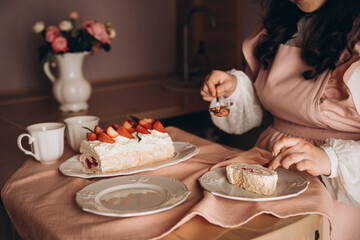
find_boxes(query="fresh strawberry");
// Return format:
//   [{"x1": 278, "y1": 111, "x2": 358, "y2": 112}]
[
  {"x1": 98, "y1": 133, "x2": 115, "y2": 144},
  {"x1": 86, "y1": 132, "x2": 98, "y2": 141},
  {"x1": 136, "y1": 124, "x2": 151, "y2": 134},
  {"x1": 122, "y1": 120, "x2": 136, "y2": 133},
  {"x1": 94, "y1": 125, "x2": 105, "y2": 134},
  {"x1": 128, "y1": 120, "x2": 137, "y2": 127},
  {"x1": 117, "y1": 126, "x2": 135, "y2": 139},
  {"x1": 153, "y1": 120, "x2": 167, "y2": 133},
  {"x1": 139, "y1": 118, "x2": 155, "y2": 129},
  {"x1": 106, "y1": 126, "x2": 120, "y2": 138},
  {"x1": 112, "y1": 123, "x2": 120, "y2": 129}
]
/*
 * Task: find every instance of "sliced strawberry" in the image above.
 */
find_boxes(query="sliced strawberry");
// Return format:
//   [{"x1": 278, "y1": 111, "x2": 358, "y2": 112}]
[
  {"x1": 139, "y1": 118, "x2": 155, "y2": 129},
  {"x1": 153, "y1": 120, "x2": 167, "y2": 133},
  {"x1": 128, "y1": 120, "x2": 137, "y2": 127},
  {"x1": 98, "y1": 133, "x2": 115, "y2": 143},
  {"x1": 112, "y1": 123, "x2": 120, "y2": 129},
  {"x1": 106, "y1": 126, "x2": 120, "y2": 138},
  {"x1": 136, "y1": 124, "x2": 151, "y2": 134},
  {"x1": 117, "y1": 126, "x2": 135, "y2": 139},
  {"x1": 94, "y1": 125, "x2": 105, "y2": 134},
  {"x1": 122, "y1": 120, "x2": 136, "y2": 133},
  {"x1": 86, "y1": 132, "x2": 98, "y2": 141}
]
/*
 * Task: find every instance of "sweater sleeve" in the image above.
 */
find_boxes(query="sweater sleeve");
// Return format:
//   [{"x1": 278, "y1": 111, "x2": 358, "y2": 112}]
[
  {"x1": 209, "y1": 69, "x2": 263, "y2": 135},
  {"x1": 321, "y1": 138, "x2": 360, "y2": 206}
]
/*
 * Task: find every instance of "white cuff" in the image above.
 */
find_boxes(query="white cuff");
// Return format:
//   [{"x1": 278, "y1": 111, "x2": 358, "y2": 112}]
[
  {"x1": 225, "y1": 69, "x2": 247, "y2": 100},
  {"x1": 320, "y1": 144, "x2": 339, "y2": 178}
]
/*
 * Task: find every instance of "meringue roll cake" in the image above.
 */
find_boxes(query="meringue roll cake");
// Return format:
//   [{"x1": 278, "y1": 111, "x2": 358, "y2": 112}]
[
  {"x1": 226, "y1": 163, "x2": 278, "y2": 195},
  {"x1": 79, "y1": 117, "x2": 174, "y2": 173}
]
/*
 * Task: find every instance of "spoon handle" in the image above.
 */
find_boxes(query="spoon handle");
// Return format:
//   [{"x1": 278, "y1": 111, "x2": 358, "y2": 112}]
[{"x1": 215, "y1": 96, "x2": 220, "y2": 110}]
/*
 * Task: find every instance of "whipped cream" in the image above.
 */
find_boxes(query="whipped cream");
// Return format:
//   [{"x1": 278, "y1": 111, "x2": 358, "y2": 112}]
[{"x1": 80, "y1": 130, "x2": 173, "y2": 158}]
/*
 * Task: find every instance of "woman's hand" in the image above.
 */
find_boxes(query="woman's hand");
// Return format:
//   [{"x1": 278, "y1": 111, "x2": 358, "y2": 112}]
[
  {"x1": 268, "y1": 137, "x2": 331, "y2": 176},
  {"x1": 200, "y1": 70, "x2": 237, "y2": 101}
]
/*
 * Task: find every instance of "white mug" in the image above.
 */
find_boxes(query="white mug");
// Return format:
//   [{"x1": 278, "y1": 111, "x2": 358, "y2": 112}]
[
  {"x1": 64, "y1": 115, "x2": 99, "y2": 152},
  {"x1": 17, "y1": 122, "x2": 65, "y2": 164}
]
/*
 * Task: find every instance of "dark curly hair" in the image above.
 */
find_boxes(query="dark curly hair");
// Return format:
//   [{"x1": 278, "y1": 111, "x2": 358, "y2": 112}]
[{"x1": 255, "y1": 0, "x2": 360, "y2": 80}]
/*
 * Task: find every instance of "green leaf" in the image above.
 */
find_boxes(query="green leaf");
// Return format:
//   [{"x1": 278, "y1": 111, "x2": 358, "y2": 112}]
[
  {"x1": 136, "y1": 132, "x2": 142, "y2": 142},
  {"x1": 38, "y1": 45, "x2": 53, "y2": 63},
  {"x1": 127, "y1": 114, "x2": 140, "y2": 123},
  {"x1": 102, "y1": 43, "x2": 111, "y2": 51},
  {"x1": 82, "y1": 126, "x2": 95, "y2": 133}
]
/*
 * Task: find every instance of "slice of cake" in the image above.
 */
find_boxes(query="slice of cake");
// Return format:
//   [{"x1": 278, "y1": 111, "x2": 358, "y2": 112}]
[
  {"x1": 79, "y1": 117, "x2": 175, "y2": 173},
  {"x1": 226, "y1": 163, "x2": 278, "y2": 195}
]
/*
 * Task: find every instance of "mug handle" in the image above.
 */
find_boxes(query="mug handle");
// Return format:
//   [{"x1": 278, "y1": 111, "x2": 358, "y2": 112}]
[{"x1": 17, "y1": 133, "x2": 40, "y2": 160}]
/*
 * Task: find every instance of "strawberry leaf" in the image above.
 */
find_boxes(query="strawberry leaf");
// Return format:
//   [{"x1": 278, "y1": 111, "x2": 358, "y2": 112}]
[
  {"x1": 82, "y1": 126, "x2": 95, "y2": 133},
  {"x1": 127, "y1": 114, "x2": 140, "y2": 123},
  {"x1": 136, "y1": 132, "x2": 142, "y2": 142}
]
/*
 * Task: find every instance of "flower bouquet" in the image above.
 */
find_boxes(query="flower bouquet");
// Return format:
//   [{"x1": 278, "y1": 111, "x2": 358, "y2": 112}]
[{"x1": 32, "y1": 11, "x2": 116, "y2": 63}]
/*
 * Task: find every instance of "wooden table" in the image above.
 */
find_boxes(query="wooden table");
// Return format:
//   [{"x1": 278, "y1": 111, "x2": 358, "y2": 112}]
[
  {"x1": 0, "y1": 76, "x2": 323, "y2": 240},
  {"x1": 0, "y1": 76, "x2": 208, "y2": 190}
]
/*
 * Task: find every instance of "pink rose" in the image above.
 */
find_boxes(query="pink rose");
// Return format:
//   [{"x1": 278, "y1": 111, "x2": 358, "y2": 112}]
[
  {"x1": 82, "y1": 20, "x2": 94, "y2": 27},
  {"x1": 84, "y1": 21, "x2": 110, "y2": 44},
  {"x1": 45, "y1": 26, "x2": 60, "y2": 43},
  {"x1": 51, "y1": 36, "x2": 69, "y2": 53}
]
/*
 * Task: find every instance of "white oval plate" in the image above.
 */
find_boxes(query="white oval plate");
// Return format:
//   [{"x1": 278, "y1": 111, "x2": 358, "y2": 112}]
[
  {"x1": 76, "y1": 175, "x2": 190, "y2": 217},
  {"x1": 60, "y1": 142, "x2": 198, "y2": 178},
  {"x1": 199, "y1": 167, "x2": 309, "y2": 202}
]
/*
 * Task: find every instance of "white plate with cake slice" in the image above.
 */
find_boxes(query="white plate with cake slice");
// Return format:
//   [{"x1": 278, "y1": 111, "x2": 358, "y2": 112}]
[
  {"x1": 76, "y1": 175, "x2": 190, "y2": 217},
  {"x1": 60, "y1": 142, "x2": 199, "y2": 178},
  {"x1": 198, "y1": 167, "x2": 309, "y2": 202}
]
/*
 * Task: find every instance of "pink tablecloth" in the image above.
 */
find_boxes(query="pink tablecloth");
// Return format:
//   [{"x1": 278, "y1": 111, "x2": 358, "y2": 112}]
[{"x1": 2, "y1": 127, "x2": 334, "y2": 240}]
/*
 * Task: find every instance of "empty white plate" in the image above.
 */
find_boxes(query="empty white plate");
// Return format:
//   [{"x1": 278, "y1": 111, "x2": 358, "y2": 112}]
[{"x1": 76, "y1": 175, "x2": 190, "y2": 217}]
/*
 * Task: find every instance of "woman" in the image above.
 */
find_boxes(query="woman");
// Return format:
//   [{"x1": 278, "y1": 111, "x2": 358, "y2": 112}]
[{"x1": 200, "y1": 0, "x2": 360, "y2": 239}]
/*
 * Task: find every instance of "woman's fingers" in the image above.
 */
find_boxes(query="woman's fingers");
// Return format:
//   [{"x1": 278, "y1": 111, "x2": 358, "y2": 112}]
[
  {"x1": 276, "y1": 152, "x2": 309, "y2": 169},
  {"x1": 269, "y1": 137, "x2": 331, "y2": 176},
  {"x1": 272, "y1": 137, "x2": 302, "y2": 156},
  {"x1": 217, "y1": 79, "x2": 234, "y2": 97},
  {"x1": 200, "y1": 84, "x2": 213, "y2": 101},
  {"x1": 269, "y1": 137, "x2": 303, "y2": 170},
  {"x1": 200, "y1": 73, "x2": 218, "y2": 99},
  {"x1": 205, "y1": 72, "x2": 221, "y2": 97},
  {"x1": 200, "y1": 70, "x2": 237, "y2": 99},
  {"x1": 268, "y1": 150, "x2": 286, "y2": 170},
  {"x1": 295, "y1": 159, "x2": 312, "y2": 172},
  {"x1": 268, "y1": 155, "x2": 282, "y2": 171}
]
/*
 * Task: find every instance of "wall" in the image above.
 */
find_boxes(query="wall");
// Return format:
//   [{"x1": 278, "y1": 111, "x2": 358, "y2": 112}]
[
  {"x1": 241, "y1": 0, "x2": 262, "y2": 40},
  {"x1": 0, "y1": 0, "x2": 176, "y2": 94},
  {"x1": 0, "y1": 0, "x2": 261, "y2": 96}
]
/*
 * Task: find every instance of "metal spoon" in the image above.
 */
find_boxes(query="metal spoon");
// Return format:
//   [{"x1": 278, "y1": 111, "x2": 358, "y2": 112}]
[{"x1": 209, "y1": 96, "x2": 232, "y2": 117}]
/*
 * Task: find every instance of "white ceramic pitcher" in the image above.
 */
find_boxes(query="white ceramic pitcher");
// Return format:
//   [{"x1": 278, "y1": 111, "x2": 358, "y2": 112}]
[{"x1": 44, "y1": 52, "x2": 91, "y2": 112}]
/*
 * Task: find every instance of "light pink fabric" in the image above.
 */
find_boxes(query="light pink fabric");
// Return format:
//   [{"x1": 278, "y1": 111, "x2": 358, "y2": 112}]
[
  {"x1": 242, "y1": 28, "x2": 360, "y2": 150},
  {"x1": 242, "y1": 26, "x2": 360, "y2": 240},
  {"x1": 2, "y1": 127, "x2": 333, "y2": 240}
]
